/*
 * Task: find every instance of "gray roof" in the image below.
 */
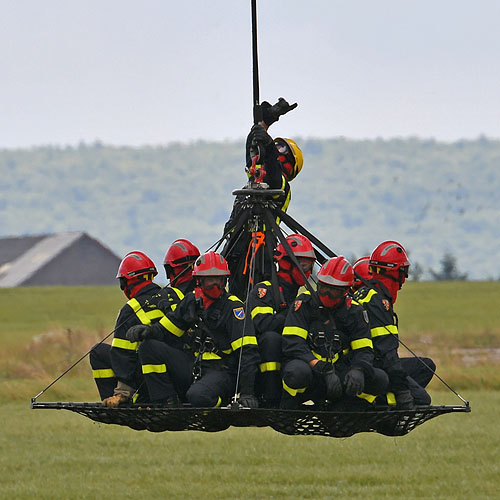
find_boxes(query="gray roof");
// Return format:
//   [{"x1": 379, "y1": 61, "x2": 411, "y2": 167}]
[{"x1": 0, "y1": 232, "x2": 121, "y2": 287}]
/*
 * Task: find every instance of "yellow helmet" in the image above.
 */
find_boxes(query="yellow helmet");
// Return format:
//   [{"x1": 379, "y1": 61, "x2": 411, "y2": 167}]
[{"x1": 274, "y1": 137, "x2": 303, "y2": 181}]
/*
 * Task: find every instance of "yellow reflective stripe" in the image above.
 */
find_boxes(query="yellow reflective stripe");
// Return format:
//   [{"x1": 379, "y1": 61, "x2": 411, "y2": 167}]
[
  {"x1": 371, "y1": 324, "x2": 398, "y2": 337},
  {"x1": 127, "y1": 298, "x2": 154, "y2": 326},
  {"x1": 282, "y1": 326, "x2": 308, "y2": 339},
  {"x1": 127, "y1": 298, "x2": 142, "y2": 313},
  {"x1": 132, "y1": 393, "x2": 139, "y2": 403},
  {"x1": 170, "y1": 287, "x2": 185, "y2": 301},
  {"x1": 262, "y1": 281, "x2": 272, "y2": 286},
  {"x1": 145, "y1": 310, "x2": 165, "y2": 320},
  {"x1": 357, "y1": 392, "x2": 376, "y2": 404},
  {"x1": 193, "y1": 351, "x2": 223, "y2": 360},
  {"x1": 142, "y1": 364, "x2": 167, "y2": 374},
  {"x1": 231, "y1": 335, "x2": 258, "y2": 351},
  {"x1": 222, "y1": 348, "x2": 232, "y2": 355},
  {"x1": 387, "y1": 392, "x2": 397, "y2": 405},
  {"x1": 228, "y1": 295, "x2": 243, "y2": 303},
  {"x1": 312, "y1": 351, "x2": 328, "y2": 362},
  {"x1": 251, "y1": 306, "x2": 274, "y2": 319},
  {"x1": 92, "y1": 368, "x2": 115, "y2": 379},
  {"x1": 214, "y1": 396, "x2": 222, "y2": 408},
  {"x1": 112, "y1": 338, "x2": 139, "y2": 351},
  {"x1": 356, "y1": 288, "x2": 377, "y2": 304},
  {"x1": 351, "y1": 300, "x2": 361, "y2": 306},
  {"x1": 351, "y1": 338, "x2": 373, "y2": 350},
  {"x1": 158, "y1": 316, "x2": 185, "y2": 337},
  {"x1": 282, "y1": 379, "x2": 306, "y2": 396},
  {"x1": 259, "y1": 362, "x2": 281, "y2": 373}
]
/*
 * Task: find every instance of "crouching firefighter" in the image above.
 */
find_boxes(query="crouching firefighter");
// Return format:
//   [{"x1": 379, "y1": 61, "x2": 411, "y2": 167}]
[
  {"x1": 354, "y1": 240, "x2": 435, "y2": 408},
  {"x1": 247, "y1": 234, "x2": 316, "y2": 408},
  {"x1": 126, "y1": 251, "x2": 261, "y2": 408},
  {"x1": 89, "y1": 251, "x2": 165, "y2": 407},
  {"x1": 281, "y1": 256, "x2": 388, "y2": 410}
]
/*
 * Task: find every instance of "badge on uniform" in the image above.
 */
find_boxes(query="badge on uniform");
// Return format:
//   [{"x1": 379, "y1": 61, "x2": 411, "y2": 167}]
[
  {"x1": 382, "y1": 299, "x2": 390, "y2": 311},
  {"x1": 233, "y1": 307, "x2": 245, "y2": 320},
  {"x1": 363, "y1": 310, "x2": 369, "y2": 324},
  {"x1": 257, "y1": 288, "x2": 267, "y2": 298},
  {"x1": 294, "y1": 300, "x2": 302, "y2": 311}
]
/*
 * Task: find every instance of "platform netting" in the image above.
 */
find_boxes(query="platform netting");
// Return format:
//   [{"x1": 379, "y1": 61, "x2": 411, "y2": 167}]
[{"x1": 30, "y1": 402, "x2": 470, "y2": 437}]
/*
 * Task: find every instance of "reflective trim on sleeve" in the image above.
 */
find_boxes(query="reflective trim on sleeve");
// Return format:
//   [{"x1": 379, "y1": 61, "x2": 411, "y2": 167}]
[
  {"x1": 111, "y1": 338, "x2": 139, "y2": 351},
  {"x1": 170, "y1": 287, "x2": 185, "y2": 301},
  {"x1": 251, "y1": 306, "x2": 274, "y2": 319},
  {"x1": 92, "y1": 368, "x2": 115, "y2": 379},
  {"x1": 282, "y1": 326, "x2": 308, "y2": 339},
  {"x1": 194, "y1": 351, "x2": 223, "y2": 360},
  {"x1": 259, "y1": 361, "x2": 281, "y2": 373},
  {"x1": 262, "y1": 281, "x2": 272, "y2": 286},
  {"x1": 142, "y1": 363, "x2": 167, "y2": 374},
  {"x1": 351, "y1": 338, "x2": 373, "y2": 350},
  {"x1": 282, "y1": 379, "x2": 306, "y2": 397},
  {"x1": 371, "y1": 324, "x2": 398, "y2": 337},
  {"x1": 127, "y1": 298, "x2": 152, "y2": 325},
  {"x1": 158, "y1": 316, "x2": 185, "y2": 337},
  {"x1": 355, "y1": 288, "x2": 378, "y2": 304},
  {"x1": 231, "y1": 335, "x2": 258, "y2": 351},
  {"x1": 387, "y1": 392, "x2": 397, "y2": 405},
  {"x1": 356, "y1": 392, "x2": 377, "y2": 404}
]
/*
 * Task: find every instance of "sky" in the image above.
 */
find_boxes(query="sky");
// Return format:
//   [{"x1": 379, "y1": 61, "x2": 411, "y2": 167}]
[{"x1": 1, "y1": 0, "x2": 500, "y2": 149}]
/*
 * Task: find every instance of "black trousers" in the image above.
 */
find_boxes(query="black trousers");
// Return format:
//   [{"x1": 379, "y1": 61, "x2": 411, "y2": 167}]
[
  {"x1": 89, "y1": 343, "x2": 150, "y2": 403},
  {"x1": 138, "y1": 339, "x2": 194, "y2": 403},
  {"x1": 402, "y1": 356, "x2": 436, "y2": 405},
  {"x1": 255, "y1": 331, "x2": 283, "y2": 407},
  {"x1": 186, "y1": 365, "x2": 234, "y2": 407}
]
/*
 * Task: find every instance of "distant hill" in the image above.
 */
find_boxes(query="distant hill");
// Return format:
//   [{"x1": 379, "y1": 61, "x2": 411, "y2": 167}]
[{"x1": 1, "y1": 137, "x2": 499, "y2": 280}]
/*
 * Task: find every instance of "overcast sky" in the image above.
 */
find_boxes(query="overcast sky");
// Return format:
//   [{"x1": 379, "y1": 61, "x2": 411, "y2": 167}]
[{"x1": 2, "y1": 1, "x2": 500, "y2": 148}]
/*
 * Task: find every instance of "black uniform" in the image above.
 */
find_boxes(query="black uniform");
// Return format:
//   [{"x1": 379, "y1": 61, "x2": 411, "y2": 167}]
[
  {"x1": 90, "y1": 282, "x2": 183, "y2": 402},
  {"x1": 281, "y1": 291, "x2": 387, "y2": 408},
  {"x1": 247, "y1": 278, "x2": 299, "y2": 406},
  {"x1": 142, "y1": 291, "x2": 260, "y2": 407},
  {"x1": 354, "y1": 279, "x2": 434, "y2": 405}
]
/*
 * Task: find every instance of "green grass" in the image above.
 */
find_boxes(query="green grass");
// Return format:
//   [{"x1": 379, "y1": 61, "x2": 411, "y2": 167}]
[{"x1": 0, "y1": 391, "x2": 497, "y2": 499}]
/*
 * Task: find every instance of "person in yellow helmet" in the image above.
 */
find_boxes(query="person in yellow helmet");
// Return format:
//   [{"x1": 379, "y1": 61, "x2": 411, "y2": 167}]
[{"x1": 223, "y1": 98, "x2": 304, "y2": 300}]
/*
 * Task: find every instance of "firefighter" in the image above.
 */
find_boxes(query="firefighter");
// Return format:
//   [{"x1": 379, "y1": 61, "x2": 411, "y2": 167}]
[
  {"x1": 126, "y1": 251, "x2": 261, "y2": 408},
  {"x1": 247, "y1": 234, "x2": 316, "y2": 407},
  {"x1": 123, "y1": 239, "x2": 201, "y2": 406},
  {"x1": 281, "y1": 256, "x2": 388, "y2": 410},
  {"x1": 89, "y1": 251, "x2": 164, "y2": 407},
  {"x1": 223, "y1": 97, "x2": 303, "y2": 300},
  {"x1": 354, "y1": 240, "x2": 435, "y2": 407}
]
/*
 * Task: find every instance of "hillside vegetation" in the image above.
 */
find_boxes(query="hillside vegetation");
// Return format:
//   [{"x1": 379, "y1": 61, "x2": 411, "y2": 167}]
[{"x1": 1, "y1": 137, "x2": 499, "y2": 279}]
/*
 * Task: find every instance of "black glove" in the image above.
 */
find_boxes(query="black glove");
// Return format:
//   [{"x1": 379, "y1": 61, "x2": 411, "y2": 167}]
[
  {"x1": 395, "y1": 390, "x2": 415, "y2": 410},
  {"x1": 176, "y1": 293, "x2": 202, "y2": 327},
  {"x1": 238, "y1": 394, "x2": 259, "y2": 408},
  {"x1": 312, "y1": 361, "x2": 343, "y2": 400},
  {"x1": 246, "y1": 124, "x2": 277, "y2": 166},
  {"x1": 344, "y1": 368, "x2": 365, "y2": 396},
  {"x1": 126, "y1": 324, "x2": 152, "y2": 342},
  {"x1": 261, "y1": 98, "x2": 298, "y2": 127}
]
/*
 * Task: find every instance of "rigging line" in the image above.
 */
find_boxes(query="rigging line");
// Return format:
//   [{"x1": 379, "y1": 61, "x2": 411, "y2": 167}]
[
  {"x1": 353, "y1": 271, "x2": 469, "y2": 406},
  {"x1": 31, "y1": 317, "x2": 129, "y2": 403},
  {"x1": 232, "y1": 217, "x2": 260, "y2": 404}
]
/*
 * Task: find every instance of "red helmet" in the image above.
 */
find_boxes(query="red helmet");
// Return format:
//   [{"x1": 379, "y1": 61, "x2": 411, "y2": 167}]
[
  {"x1": 163, "y1": 239, "x2": 200, "y2": 285},
  {"x1": 116, "y1": 251, "x2": 157, "y2": 279},
  {"x1": 316, "y1": 256, "x2": 354, "y2": 309},
  {"x1": 163, "y1": 239, "x2": 200, "y2": 268},
  {"x1": 352, "y1": 256, "x2": 371, "y2": 290},
  {"x1": 193, "y1": 251, "x2": 230, "y2": 277},
  {"x1": 370, "y1": 241, "x2": 410, "y2": 275},
  {"x1": 275, "y1": 234, "x2": 315, "y2": 261},
  {"x1": 317, "y1": 256, "x2": 354, "y2": 287}
]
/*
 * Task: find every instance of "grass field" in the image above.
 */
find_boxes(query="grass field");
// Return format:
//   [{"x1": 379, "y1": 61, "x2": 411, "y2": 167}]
[{"x1": 0, "y1": 283, "x2": 499, "y2": 499}]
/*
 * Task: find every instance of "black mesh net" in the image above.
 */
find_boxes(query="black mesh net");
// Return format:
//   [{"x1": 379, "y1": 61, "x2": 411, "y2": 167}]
[{"x1": 31, "y1": 402, "x2": 470, "y2": 437}]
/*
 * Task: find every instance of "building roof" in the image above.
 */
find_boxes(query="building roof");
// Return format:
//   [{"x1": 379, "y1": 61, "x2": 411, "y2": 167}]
[{"x1": 0, "y1": 232, "x2": 121, "y2": 287}]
